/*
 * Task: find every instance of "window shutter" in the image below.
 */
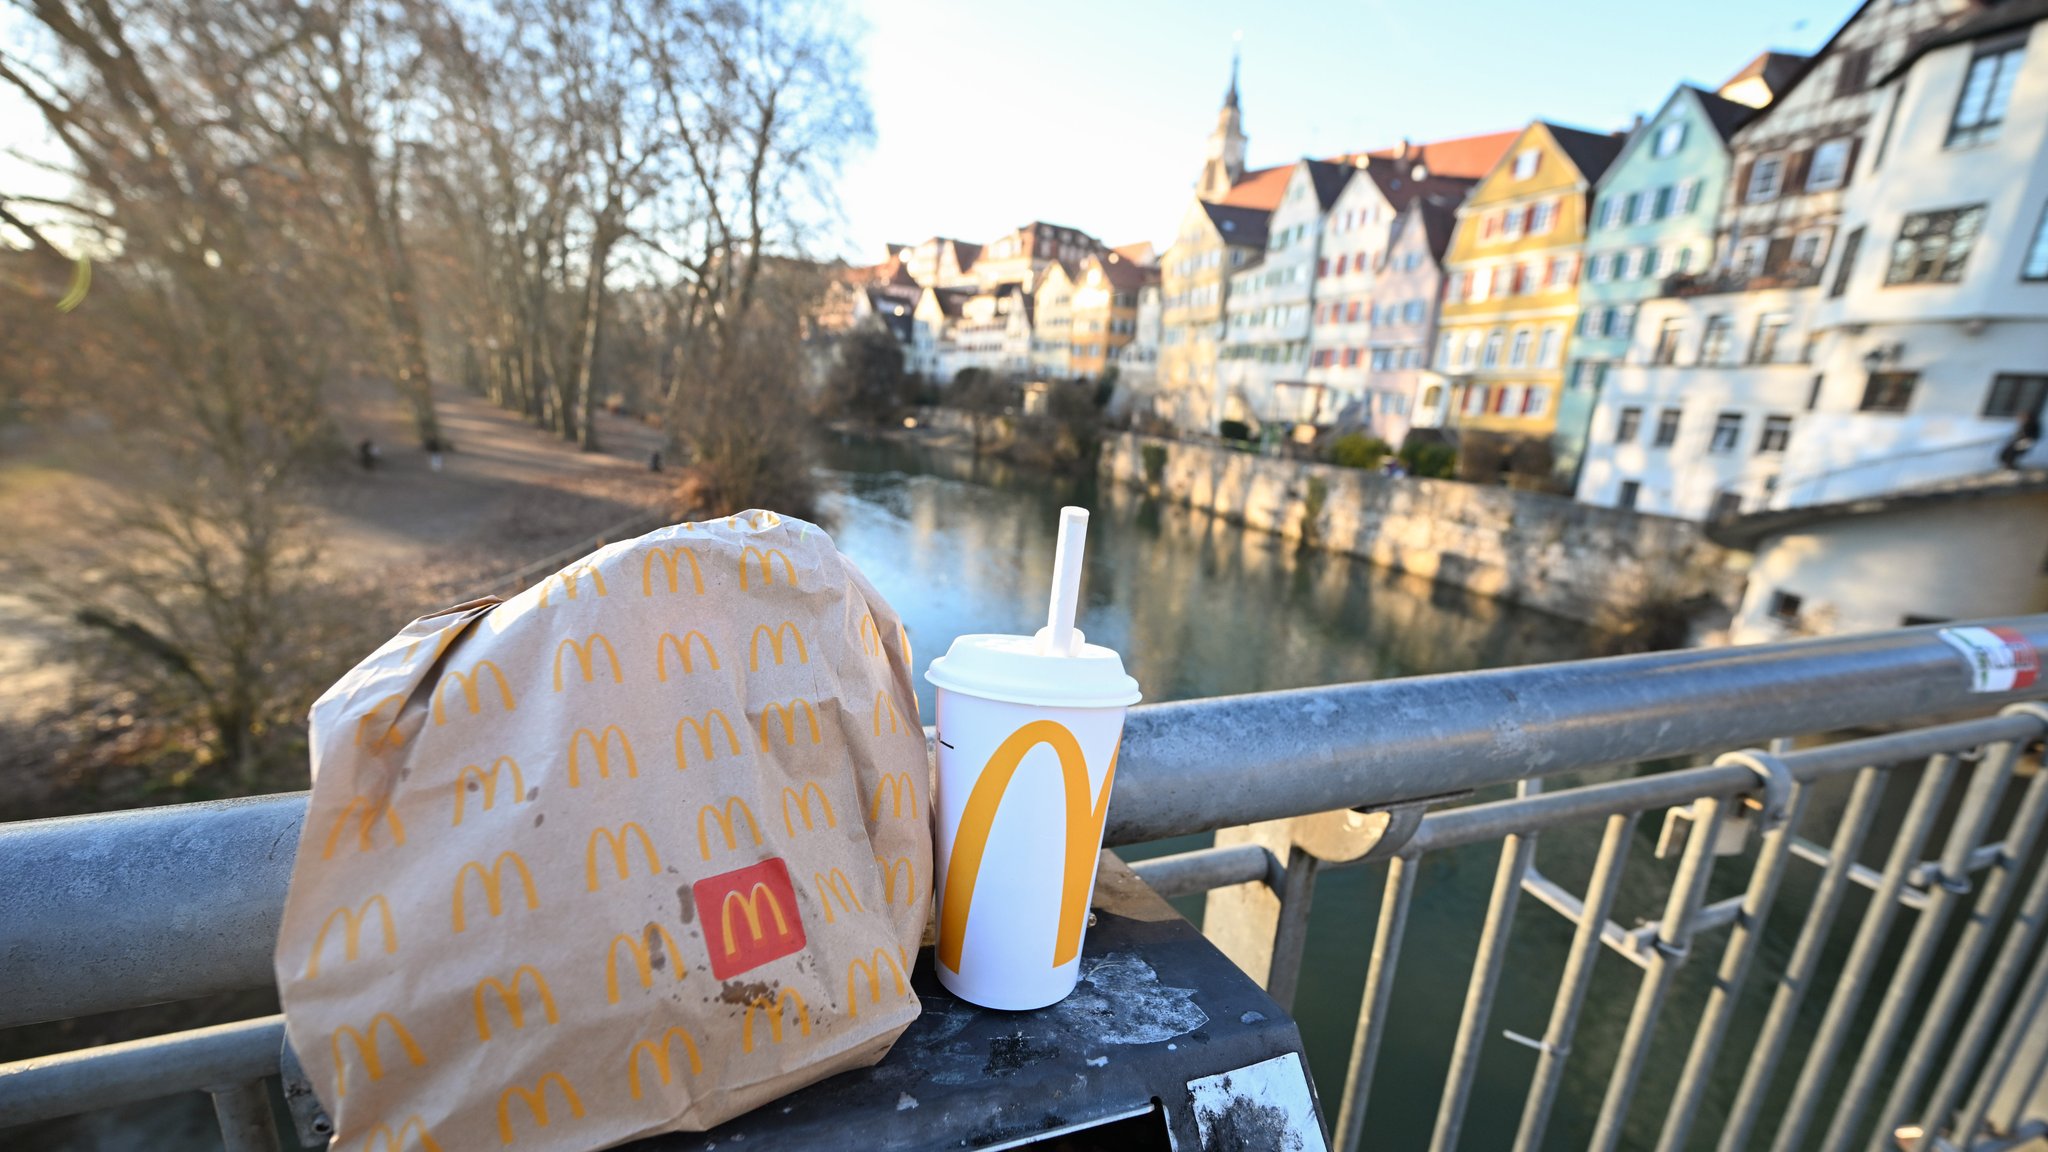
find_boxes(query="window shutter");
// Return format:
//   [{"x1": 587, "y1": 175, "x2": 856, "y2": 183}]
[
  {"x1": 1734, "y1": 159, "x2": 1755, "y2": 203},
  {"x1": 1764, "y1": 236, "x2": 1793, "y2": 275},
  {"x1": 1783, "y1": 149, "x2": 1812, "y2": 195},
  {"x1": 1839, "y1": 137, "x2": 1863, "y2": 190}
]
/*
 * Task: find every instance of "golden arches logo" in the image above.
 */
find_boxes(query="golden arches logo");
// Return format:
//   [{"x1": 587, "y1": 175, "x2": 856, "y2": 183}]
[
  {"x1": 758, "y1": 699, "x2": 821, "y2": 748},
  {"x1": 552, "y1": 634, "x2": 622, "y2": 691},
  {"x1": 642, "y1": 546, "x2": 705, "y2": 596},
  {"x1": 720, "y1": 884, "x2": 791, "y2": 956},
  {"x1": 675, "y1": 709, "x2": 742, "y2": 769},
  {"x1": 627, "y1": 1027, "x2": 703, "y2": 1100},
  {"x1": 655, "y1": 631, "x2": 719, "y2": 680},
  {"x1": 938, "y1": 721, "x2": 1117, "y2": 973},
  {"x1": 307, "y1": 895, "x2": 396, "y2": 979},
  {"x1": 358, "y1": 1116, "x2": 440, "y2": 1152},
  {"x1": 728, "y1": 510, "x2": 783, "y2": 531},
  {"x1": 781, "y1": 782, "x2": 836, "y2": 836},
  {"x1": 585, "y1": 823, "x2": 661, "y2": 890},
  {"x1": 876, "y1": 855, "x2": 917, "y2": 906},
  {"x1": 750, "y1": 622, "x2": 809, "y2": 670},
  {"x1": 899, "y1": 622, "x2": 912, "y2": 668},
  {"x1": 323, "y1": 796, "x2": 405, "y2": 859},
  {"x1": 473, "y1": 966, "x2": 558, "y2": 1041},
  {"x1": 330, "y1": 1012, "x2": 425, "y2": 1098},
  {"x1": 567, "y1": 725, "x2": 638, "y2": 786},
  {"x1": 354, "y1": 694, "x2": 408, "y2": 750},
  {"x1": 432, "y1": 661, "x2": 514, "y2": 725},
  {"x1": 859, "y1": 614, "x2": 881, "y2": 657},
  {"x1": 846, "y1": 948, "x2": 907, "y2": 1017},
  {"x1": 452, "y1": 852, "x2": 539, "y2": 933},
  {"x1": 812, "y1": 867, "x2": 865, "y2": 924},
  {"x1": 605, "y1": 924, "x2": 685, "y2": 1003},
  {"x1": 871, "y1": 772, "x2": 918, "y2": 821},
  {"x1": 873, "y1": 690, "x2": 901, "y2": 736},
  {"x1": 538, "y1": 563, "x2": 607, "y2": 607},
  {"x1": 696, "y1": 797, "x2": 762, "y2": 859},
  {"x1": 453, "y1": 757, "x2": 525, "y2": 826},
  {"x1": 741, "y1": 989, "x2": 809, "y2": 1052},
  {"x1": 738, "y1": 546, "x2": 796, "y2": 590},
  {"x1": 497, "y1": 1072, "x2": 583, "y2": 1144}
]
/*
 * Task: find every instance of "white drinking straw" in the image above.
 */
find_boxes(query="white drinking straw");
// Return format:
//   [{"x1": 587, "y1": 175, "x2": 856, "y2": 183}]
[{"x1": 1044, "y1": 506, "x2": 1089, "y2": 656}]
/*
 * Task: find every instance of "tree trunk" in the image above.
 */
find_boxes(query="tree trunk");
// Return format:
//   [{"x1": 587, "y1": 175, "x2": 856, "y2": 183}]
[{"x1": 572, "y1": 225, "x2": 614, "y2": 451}]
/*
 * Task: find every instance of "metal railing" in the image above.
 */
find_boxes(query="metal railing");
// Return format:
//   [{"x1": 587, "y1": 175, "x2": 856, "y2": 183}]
[{"x1": 4, "y1": 618, "x2": 2048, "y2": 1150}]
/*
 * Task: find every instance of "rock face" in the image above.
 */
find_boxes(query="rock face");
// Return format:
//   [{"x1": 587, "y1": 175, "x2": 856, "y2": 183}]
[{"x1": 1104, "y1": 433, "x2": 1748, "y2": 634}]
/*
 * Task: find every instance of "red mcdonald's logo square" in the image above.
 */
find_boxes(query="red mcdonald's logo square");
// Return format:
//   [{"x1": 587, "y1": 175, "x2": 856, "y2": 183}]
[{"x1": 693, "y1": 857, "x2": 807, "y2": 980}]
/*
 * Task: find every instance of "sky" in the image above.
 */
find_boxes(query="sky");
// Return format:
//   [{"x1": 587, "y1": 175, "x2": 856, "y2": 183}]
[{"x1": 834, "y1": 0, "x2": 1850, "y2": 261}]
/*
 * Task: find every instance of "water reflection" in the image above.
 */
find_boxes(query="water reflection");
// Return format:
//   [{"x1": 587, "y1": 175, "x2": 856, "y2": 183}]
[{"x1": 817, "y1": 436, "x2": 1600, "y2": 721}]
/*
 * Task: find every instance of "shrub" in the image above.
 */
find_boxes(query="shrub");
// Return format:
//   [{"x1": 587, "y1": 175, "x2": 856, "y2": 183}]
[
  {"x1": 1327, "y1": 433, "x2": 1392, "y2": 470},
  {"x1": 1218, "y1": 418, "x2": 1252, "y2": 442},
  {"x1": 1400, "y1": 441, "x2": 1457, "y2": 479},
  {"x1": 1141, "y1": 443, "x2": 1168, "y2": 485}
]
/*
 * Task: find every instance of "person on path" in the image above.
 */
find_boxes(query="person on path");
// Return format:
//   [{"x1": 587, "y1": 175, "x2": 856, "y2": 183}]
[
  {"x1": 2000, "y1": 408, "x2": 2041, "y2": 470},
  {"x1": 358, "y1": 439, "x2": 378, "y2": 471}
]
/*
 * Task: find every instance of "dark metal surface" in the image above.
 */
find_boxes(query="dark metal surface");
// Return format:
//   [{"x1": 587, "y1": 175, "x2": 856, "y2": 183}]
[{"x1": 629, "y1": 854, "x2": 1323, "y2": 1151}]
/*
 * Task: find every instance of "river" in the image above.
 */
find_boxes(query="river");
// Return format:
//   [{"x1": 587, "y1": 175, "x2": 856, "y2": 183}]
[{"x1": 814, "y1": 435, "x2": 1950, "y2": 1152}]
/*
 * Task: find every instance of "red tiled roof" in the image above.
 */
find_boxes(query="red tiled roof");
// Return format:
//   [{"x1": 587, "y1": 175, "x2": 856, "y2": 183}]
[
  {"x1": 1364, "y1": 130, "x2": 1520, "y2": 181},
  {"x1": 1219, "y1": 165, "x2": 1292, "y2": 210}
]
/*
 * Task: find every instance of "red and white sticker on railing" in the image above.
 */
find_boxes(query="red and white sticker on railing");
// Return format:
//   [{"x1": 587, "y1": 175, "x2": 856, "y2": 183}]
[{"x1": 1939, "y1": 626, "x2": 2040, "y2": 693}]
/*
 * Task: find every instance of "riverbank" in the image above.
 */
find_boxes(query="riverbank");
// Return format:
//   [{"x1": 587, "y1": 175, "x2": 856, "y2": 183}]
[{"x1": 1103, "y1": 432, "x2": 1749, "y2": 636}]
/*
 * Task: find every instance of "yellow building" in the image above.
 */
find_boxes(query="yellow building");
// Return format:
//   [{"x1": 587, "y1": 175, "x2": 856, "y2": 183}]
[
  {"x1": 1068, "y1": 250, "x2": 1156, "y2": 379},
  {"x1": 1436, "y1": 121, "x2": 1624, "y2": 479}
]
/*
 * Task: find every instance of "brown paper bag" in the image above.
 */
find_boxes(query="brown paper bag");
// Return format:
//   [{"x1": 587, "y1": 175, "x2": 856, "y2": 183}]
[{"x1": 274, "y1": 511, "x2": 931, "y2": 1150}]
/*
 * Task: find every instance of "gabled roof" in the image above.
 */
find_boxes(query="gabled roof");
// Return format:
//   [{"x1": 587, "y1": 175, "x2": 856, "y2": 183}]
[
  {"x1": 1094, "y1": 250, "x2": 1160, "y2": 290},
  {"x1": 924, "y1": 286, "x2": 971, "y2": 319},
  {"x1": 864, "y1": 289, "x2": 915, "y2": 341},
  {"x1": 1414, "y1": 196, "x2": 1461, "y2": 262},
  {"x1": 1879, "y1": 0, "x2": 2046, "y2": 85},
  {"x1": 1360, "y1": 155, "x2": 1478, "y2": 213},
  {"x1": 950, "y1": 241, "x2": 982, "y2": 271},
  {"x1": 1218, "y1": 164, "x2": 1292, "y2": 210},
  {"x1": 1301, "y1": 159, "x2": 1356, "y2": 210},
  {"x1": 1201, "y1": 201, "x2": 1272, "y2": 249},
  {"x1": 1721, "y1": 51, "x2": 1810, "y2": 101},
  {"x1": 1111, "y1": 241, "x2": 1157, "y2": 266},
  {"x1": 1541, "y1": 121, "x2": 1628, "y2": 183},
  {"x1": 1689, "y1": 84, "x2": 1760, "y2": 142}
]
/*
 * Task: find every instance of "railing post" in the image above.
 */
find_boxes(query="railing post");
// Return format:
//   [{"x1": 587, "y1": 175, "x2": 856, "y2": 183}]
[
  {"x1": 1333, "y1": 852, "x2": 1418, "y2": 1152},
  {"x1": 207, "y1": 1079, "x2": 281, "y2": 1152},
  {"x1": 1588, "y1": 795, "x2": 1726, "y2": 1152}
]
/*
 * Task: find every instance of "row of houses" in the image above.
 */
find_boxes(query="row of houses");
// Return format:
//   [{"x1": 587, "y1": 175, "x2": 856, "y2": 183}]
[{"x1": 832, "y1": 0, "x2": 2048, "y2": 639}]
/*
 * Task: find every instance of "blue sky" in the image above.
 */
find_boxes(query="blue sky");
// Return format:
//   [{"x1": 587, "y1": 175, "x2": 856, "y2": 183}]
[{"x1": 835, "y1": 0, "x2": 1850, "y2": 260}]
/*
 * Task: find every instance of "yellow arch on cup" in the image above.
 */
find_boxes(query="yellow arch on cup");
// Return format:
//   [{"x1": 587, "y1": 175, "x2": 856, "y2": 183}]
[{"x1": 937, "y1": 719, "x2": 1118, "y2": 974}]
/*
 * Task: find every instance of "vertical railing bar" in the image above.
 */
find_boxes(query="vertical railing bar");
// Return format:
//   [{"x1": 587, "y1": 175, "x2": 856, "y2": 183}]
[
  {"x1": 1265, "y1": 846, "x2": 1321, "y2": 1013},
  {"x1": 1428, "y1": 820, "x2": 1539, "y2": 1152},
  {"x1": 1768, "y1": 753, "x2": 1961, "y2": 1152},
  {"x1": 1916, "y1": 835, "x2": 2048, "y2": 1152},
  {"x1": 1587, "y1": 795, "x2": 1727, "y2": 1152},
  {"x1": 1886, "y1": 741, "x2": 2048, "y2": 1150},
  {"x1": 1510, "y1": 810, "x2": 1640, "y2": 1152},
  {"x1": 209, "y1": 1078, "x2": 282, "y2": 1152},
  {"x1": 1956, "y1": 929, "x2": 2048, "y2": 1146},
  {"x1": 1718, "y1": 764, "x2": 1890, "y2": 1152},
  {"x1": 1823, "y1": 740, "x2": 2019, "y2": 1152},
  {"x1": 1656, "y1": 781, "x2": 1812, "y2": 1152},
  {"x1": 1335, "y1": 851, "x2": 1420, "y2": 1152}
]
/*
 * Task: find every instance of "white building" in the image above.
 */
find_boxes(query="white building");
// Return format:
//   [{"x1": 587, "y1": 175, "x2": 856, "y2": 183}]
[
  {"x1": 1217, "y1": 159, "x2": 1353, "y2": 425},
  {"x1": 1575, "y1": 0, "x2": 1995, "y2": 519}
]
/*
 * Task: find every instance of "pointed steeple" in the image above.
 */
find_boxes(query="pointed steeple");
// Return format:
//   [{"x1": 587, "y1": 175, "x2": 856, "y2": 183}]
[{"x1": 1197, "y1": 48, "x2": 1247, "y2": 202}]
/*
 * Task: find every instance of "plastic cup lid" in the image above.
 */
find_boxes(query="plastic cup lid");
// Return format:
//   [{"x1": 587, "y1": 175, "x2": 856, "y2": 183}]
[{"x1": 924, "y1": 630, "x2": 1141, "y2": 709}]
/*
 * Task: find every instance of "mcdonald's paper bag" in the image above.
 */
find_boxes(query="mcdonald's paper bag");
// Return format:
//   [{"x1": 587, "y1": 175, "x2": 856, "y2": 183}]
[{"x1": 275, "y1": 511, "x2": 931, "y2": 1151}]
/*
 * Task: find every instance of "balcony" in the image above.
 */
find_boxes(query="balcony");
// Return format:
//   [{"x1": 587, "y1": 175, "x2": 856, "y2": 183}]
[{"x1": 1661, "y1": 267, "x2": 1824, "y2": 298}]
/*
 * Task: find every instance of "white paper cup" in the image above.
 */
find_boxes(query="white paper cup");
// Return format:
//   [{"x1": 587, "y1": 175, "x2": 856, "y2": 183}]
[{"x1": 925, "y1": 630, "x2": 1142, "y2": 1010}]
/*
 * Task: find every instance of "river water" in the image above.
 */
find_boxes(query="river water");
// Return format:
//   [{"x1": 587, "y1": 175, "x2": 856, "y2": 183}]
[{"x1": 814, "y1": 436, "x2": 1953, "y2": 1152}]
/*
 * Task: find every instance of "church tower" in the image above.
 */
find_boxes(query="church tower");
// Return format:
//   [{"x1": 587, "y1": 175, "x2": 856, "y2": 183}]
[{"x1": 1195, "y1": 51, "x2": 1246, "y2": 202}]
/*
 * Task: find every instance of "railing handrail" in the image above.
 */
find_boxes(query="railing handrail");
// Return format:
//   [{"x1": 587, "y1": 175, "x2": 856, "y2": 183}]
[
  {"x1": 1, "y1": 616, "x2": 2044, "y2": 1031},
  {"x1": 1769, "y1": 434, "x2": 2009, "y2": 504}
]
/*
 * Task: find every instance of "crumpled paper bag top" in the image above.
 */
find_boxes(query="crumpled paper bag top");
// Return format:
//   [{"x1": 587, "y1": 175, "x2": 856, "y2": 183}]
[{"x1": 274, "y1": 510, "x2": 931, "y2": 1150}]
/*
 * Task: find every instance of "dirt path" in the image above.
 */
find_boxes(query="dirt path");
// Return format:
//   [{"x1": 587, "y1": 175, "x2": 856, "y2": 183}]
[{"x1": 0, "y1": 382, "x2": 677, "y2": 727}]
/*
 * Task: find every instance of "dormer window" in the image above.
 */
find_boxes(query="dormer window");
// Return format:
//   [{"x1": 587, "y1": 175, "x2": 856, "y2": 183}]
[{"x1": 1513, "y1": 149, "x2": 1541, "y2": 180}]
